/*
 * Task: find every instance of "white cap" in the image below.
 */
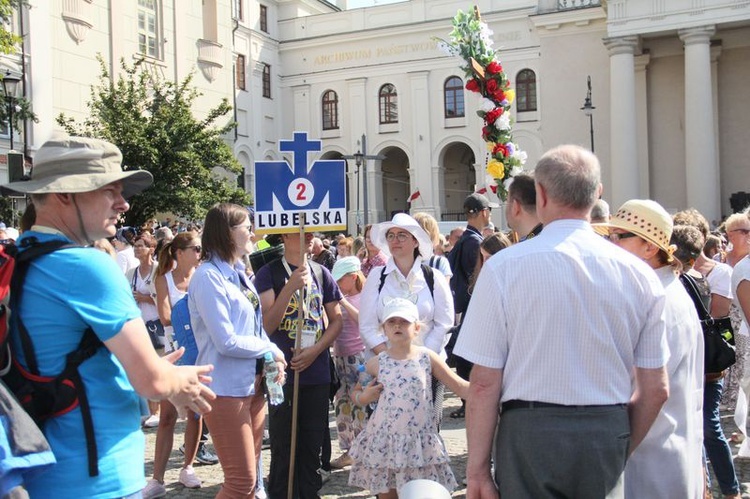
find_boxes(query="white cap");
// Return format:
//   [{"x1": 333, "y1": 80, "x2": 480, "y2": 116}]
[
  {"x1": 398, "y1": 479, "x2": 452, "y2": 499},
  {"x1": 381, "y1": 297, "x2": 419, "y2": 323}
]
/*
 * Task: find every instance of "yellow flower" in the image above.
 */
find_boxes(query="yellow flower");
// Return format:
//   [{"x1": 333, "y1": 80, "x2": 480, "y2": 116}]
[
  {"x1": 486, "y1": 141, "x2": 496, "y2": 152},
  {"x1": 487, "y1": 159, "x2": 505, "y2": 179},
  {"x1": 505, "y1": 88, "x2": 515, "y2": 104}
]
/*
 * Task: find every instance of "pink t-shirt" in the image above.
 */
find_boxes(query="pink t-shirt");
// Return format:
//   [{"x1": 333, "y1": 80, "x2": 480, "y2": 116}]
[{"x1": 333, "y1": 292, "x2": 365, "y2": 357}]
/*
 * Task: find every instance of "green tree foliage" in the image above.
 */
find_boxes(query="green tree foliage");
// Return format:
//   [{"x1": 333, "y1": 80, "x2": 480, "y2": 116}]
[
  {"x1": 56, "y1": 56, "x2": 250, "y2": 226},
  {"x1": 0, "y1": 0, "x2": 22, "y2": 55},
  {"x1": 0, "y1": 1, "x2": 37, "y2": 133}
]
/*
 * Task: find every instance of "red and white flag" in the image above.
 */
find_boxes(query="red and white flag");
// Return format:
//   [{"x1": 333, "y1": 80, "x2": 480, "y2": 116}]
[
  {"x1": 475, "y1": 187, "x2": 488, "y2": 195},
  {"x1": 407, "y1": 190, "x2": 421, "y2": 203}
]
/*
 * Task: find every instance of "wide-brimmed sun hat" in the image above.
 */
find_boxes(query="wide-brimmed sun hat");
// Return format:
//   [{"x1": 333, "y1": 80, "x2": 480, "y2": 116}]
[
  {"x1": 0, "y1": 135, "x2": 153, "y2": 198},
  {"x1": 594, "y1": 199, "x2": 675, "y2": 261},
  {"x1": 370, "y1": 213, "x2": 433, "y2": 259},
  {"x1": 332, "y1": 256, "x2": 361, "y2": 281},
  {"x1": 382, "y1": 297, "x2": 420, "y2": 324}
]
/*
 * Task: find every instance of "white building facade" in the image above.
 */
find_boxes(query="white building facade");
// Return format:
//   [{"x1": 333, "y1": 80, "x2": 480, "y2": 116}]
[{"x1": 2, "y1": 0, "x2": 748, "y2": 232}]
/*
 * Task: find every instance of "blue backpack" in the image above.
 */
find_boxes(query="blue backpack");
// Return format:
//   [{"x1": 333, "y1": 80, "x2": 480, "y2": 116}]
[{"x1": 171, "y1": 295, "x2": 198, "y2": 366}]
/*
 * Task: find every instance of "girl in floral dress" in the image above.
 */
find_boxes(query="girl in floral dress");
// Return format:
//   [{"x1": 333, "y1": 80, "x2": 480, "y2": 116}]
[{"x1": 348, "y1": 298, "x2": 469, "y2": 498}]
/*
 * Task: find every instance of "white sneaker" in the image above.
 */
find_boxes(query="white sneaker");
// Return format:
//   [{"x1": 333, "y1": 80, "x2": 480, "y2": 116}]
[
  {"x1": 142, "y1": 479, "x2": 167, "y2": 499},
  {"x1": 179, "y1": 465, "x2": 202, "y2": 489},
  {"x1": 142, "y1": 414, "x2": 160, "y2": 428}
]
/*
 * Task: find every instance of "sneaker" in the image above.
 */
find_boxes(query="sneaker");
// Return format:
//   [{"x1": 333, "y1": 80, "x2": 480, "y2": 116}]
[
  {"x1": 330, "y1": 452, "x2": 353, "y2": 469},
  {"x1": 142, "y1": 414, "x2": 160, "y2": 428},
  {"x1": 178, "y1": 465, "x2": 202, "y2": 489},
  {"x1": 195, "y1": 444, "x2": 219, "y2": 465},
  {"x1": 255, "y1": 489, "x2": 267, "y2": 499},
  {"x1": 317, "y1": 468, "x2": 331, "y2": 485},
  {"x1": 142, "y1": 479, "x2": 167, "y2": 499}
]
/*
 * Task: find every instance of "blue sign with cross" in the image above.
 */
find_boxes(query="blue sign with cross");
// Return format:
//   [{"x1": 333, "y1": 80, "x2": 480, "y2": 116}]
[{"x1": 254, "y1": 132, "x2": 347, "y2": 234}]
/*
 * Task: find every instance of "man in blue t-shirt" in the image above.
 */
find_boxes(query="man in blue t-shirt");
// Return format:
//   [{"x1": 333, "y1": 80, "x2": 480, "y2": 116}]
[
  {"x1": 256, "y1": 232, "x2": 342, "y2": 499},
  {"x1": 0, "y1": 135, "x2": 216, "y2": 498}
]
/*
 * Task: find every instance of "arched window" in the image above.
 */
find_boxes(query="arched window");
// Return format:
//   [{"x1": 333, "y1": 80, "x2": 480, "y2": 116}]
[
  {"x1": 322, "y1": 90, "x2": 338, "y2": 130},
  {"x1": 444, "y1": 76, "x2": 465, "y2": 118},
  {"x1": 379, "y1": 84, "x2": 398, "y2": 124},
  {"x1": 516, "y1": 69, "x2": 537, "y2": 112}
]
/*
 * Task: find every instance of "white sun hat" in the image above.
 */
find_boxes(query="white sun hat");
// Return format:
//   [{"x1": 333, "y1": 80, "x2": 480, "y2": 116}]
[{"x1": 369, "y1": 213, "x2": 433, "y2": 259}]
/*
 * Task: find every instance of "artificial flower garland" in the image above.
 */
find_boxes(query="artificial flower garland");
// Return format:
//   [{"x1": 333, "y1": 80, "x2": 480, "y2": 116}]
[{"x1": 437, "y1": 6, "x2": 527, "y2": 201}]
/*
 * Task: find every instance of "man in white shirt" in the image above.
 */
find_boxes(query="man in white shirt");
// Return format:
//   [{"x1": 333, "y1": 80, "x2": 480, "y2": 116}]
[{"x1": 455, "y1": 145, "x2": 670, "y2": 499}]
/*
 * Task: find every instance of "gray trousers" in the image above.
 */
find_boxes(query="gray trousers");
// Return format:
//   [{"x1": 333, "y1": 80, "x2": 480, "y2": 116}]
[{"x1": 495, "y1": 404, "x2": 629, "y2": 499}]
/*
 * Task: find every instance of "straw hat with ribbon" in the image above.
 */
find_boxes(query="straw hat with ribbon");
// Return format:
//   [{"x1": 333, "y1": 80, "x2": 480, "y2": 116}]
[
  {"x1": 369, "y1": 213, "x2": 434, "y2": 259},
  {"x1": 0, "y1": 135, "x2": 153, "y2": 198},
  {"x1": 594, "y1": 199, "x2": 676, "y2": 262}
]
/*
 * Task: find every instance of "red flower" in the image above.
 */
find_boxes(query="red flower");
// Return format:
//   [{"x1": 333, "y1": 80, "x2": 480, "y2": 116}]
[
  {"x1": 485, "y1": 107, "x2": 503, "y2": 124},
  {"x1": 493, "y1": 90, "x2": 506, "y2": 103},
  {"x1": 465, "y1": 79, "x2": 480, "y2": 93},
  {"x1": 482, "y1": 126, "x2": 494, "y2": 141},
  {"x1": 493, "y1": 143, "x2": 508, "y2": 158},
  {"x1": 486, "y1": 62, "x2": 503, "y2": 75},
  {"x1": 486, "y1": 78, "x2": 498, "y2": 94}
]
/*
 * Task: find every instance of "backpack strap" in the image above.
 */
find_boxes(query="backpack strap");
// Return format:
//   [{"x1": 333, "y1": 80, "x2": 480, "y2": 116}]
[
  {"x1": 10, "y1": 238, "x2": 103, "y2": 477},
  {"x1": 11, "y1": 239, "x2": 78, "y2": 374},
  {"x1": 377, "y1": 263, "x2": 434, "y2": 298}
]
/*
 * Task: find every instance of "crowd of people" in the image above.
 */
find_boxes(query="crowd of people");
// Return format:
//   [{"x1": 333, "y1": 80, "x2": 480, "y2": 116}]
[{"x1": 2, "y1": 135, "x2": 750, "y2": 499}]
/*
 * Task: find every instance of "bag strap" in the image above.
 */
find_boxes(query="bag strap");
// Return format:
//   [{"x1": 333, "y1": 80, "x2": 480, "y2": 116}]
[
  {"x1": 377, "y1": 263, "x2": 434, "y2": 298},
  {"x1": 679, "y1": 273, "x2": 711, "y2": 321},
  {"x1": 11, "y1": 239, "x2": 78, "y2": 374}
]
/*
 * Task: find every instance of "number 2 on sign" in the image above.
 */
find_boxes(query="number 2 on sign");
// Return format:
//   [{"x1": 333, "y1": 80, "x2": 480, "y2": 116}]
[{"x1": 288, "y1": 178, "x2": 315, "y2": 208}]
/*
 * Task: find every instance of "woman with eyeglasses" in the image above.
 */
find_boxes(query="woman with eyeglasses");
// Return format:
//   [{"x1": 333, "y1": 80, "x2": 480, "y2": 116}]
[
  {"x1": 719, "y1": 212, "x2": 750, "y2": 411},
  {"x1": 127, "y1": 232, "x2": 162, "y2": 428},
  {"x1": 188, "y1": 203, "x2": 285, "y2": 498},
  {"x1": 358, "y1": 213, "x2": 454, "y2": 428},
  {"x1": 142, "y1": 232, "x2": 205, "y2": 496},
  {"x1": 361, "y1": 224, "x2": 387, "y2": 277}
]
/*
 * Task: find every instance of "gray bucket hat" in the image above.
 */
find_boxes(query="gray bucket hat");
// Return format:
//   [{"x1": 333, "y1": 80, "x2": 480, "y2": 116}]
[{"x1": 0, "y1": 135, "x2": 153, "y2": 198}]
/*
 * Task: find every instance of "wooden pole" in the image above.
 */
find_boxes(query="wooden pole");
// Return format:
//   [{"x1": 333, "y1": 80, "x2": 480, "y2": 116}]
[{"x1": 287, "y1": 222, "x2": 306, "y2": 499}]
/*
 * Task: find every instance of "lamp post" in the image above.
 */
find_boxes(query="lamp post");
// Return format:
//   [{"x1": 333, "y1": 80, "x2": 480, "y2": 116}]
[
  {"x1": 1, "y1": 70, "x2": 20, "y2": 152},
  {"x1": 343, "y1": 134, "x2": 385, "y2": 235},
  {"x1": 580, "y1": 75, "x2": 595, "y2": 153}
]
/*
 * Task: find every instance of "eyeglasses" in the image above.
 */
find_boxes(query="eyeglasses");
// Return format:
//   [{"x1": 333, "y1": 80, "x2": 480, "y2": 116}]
[
  {"x1": 185, "y1": 245, "x2": 202, "y2": 253},
  {"x1": 232, "y1": 224, "x2": 253, "y2": 232},
  {"x1": 386, "y1": 232, "x2": 412, "y2": 243},
  {"x1": 607, "y1": 232, "x2": 639, "y2": 243},
  {"x1": 729, "y1": 228, "x2": 750, "y2": 235}
]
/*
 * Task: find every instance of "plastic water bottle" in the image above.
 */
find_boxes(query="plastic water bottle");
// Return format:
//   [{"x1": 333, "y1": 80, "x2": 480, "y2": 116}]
[
  {"x1": 357, "y1": 364, "x2": 373, "y2": 387},
  {"x1": 264, "y1": 352, "x2": 284, "y2": 405}
]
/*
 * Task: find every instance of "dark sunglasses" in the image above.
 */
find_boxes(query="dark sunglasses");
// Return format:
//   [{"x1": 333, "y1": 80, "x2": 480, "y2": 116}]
[
  {"x1": 185, "y1": 245, "x2": 202, "y2": 253},
  {"x1": 607, "y1": 232, "x2": 639, "y2": 243},
  {"x1": 730, "y1": 228, "x2": 750, "y2": 235}
]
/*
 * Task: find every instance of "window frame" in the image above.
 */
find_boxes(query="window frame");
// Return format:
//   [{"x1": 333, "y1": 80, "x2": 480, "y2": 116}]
[
  {"x1": 262, "y1": 64, "x2": 271, "y2": 99},
  {"x1": 378, "y1": 83, "x2": 398, "y2": 124},
  {"x1": 233, "y1": 0, "x2": 244, "y2": 21},
  {"x1": 443, "y1": 76, "x2": 465, "y2": 118},
  {"x1": 322, "y1": 90, "x2": 339, "y2": 130},
  {"x1": 236, "y1": 54, "x2": 246, "y2": 91},
  {"x1": 516, "y1": 69, "x2": 538, "y2": 113},
  {"x1": 260, "y1": 5, "x2": 268, "y2": 33},
  {"x1": 137, "y1": 0, "x2": 161, "y2": 60}
]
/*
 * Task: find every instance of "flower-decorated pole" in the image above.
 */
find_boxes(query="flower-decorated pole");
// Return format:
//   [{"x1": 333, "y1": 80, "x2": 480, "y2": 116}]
[{"x1": 436, "y1": 6, "x2": 527, "y2": 201}]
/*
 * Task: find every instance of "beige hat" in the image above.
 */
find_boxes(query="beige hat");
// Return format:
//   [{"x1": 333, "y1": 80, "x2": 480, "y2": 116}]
[
  {"x1": 594, "y1": 199, "x2": 675, "y2": 261},
  {"x1": 0, "y1": 135, "x2": 153, "y2": 198}
]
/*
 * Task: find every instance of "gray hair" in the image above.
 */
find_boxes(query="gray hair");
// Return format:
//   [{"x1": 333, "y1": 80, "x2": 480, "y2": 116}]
[
  {"x1": 535, "y1": 145, "x2": 600, "y2": 211},
  {"x1": 590, "y1": 199, "x2": 610, "y2": 222}
]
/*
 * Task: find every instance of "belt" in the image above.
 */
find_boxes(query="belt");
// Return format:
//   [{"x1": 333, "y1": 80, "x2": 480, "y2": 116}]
[{"x1": 501, "y1": 400, "x2": 626, "y2": 412}]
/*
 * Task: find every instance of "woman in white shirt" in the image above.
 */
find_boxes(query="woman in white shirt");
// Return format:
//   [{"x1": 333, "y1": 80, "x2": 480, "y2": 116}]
[{"x1": 358, "y1": 213, "x2": 454, "y2": 427}]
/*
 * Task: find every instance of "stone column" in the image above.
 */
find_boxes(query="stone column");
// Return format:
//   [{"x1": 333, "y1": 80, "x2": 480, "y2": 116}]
[
  {"x1": 634, "y1": 53, "x2": 651, "y2": 198},
  {"x1": 678, "y1": 25, "x2": 719, "y2": 222},
  {"x1": 604, "y1": 36, "x2": 639, "y2": 208}
]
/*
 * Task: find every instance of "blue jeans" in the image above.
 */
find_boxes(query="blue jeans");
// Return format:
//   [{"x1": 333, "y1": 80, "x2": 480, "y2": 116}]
[{"x1": 704, "y1": 378, "x2": 740, "y2": 495}]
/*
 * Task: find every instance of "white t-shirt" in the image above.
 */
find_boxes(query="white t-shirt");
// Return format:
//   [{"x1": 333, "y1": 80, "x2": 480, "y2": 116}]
[
  {"x1": 731, "y1": 256, "x2": 750, "y2": 326},
  {"x1": 704, "y1": 261, "x2": 733, "y2": 300}
]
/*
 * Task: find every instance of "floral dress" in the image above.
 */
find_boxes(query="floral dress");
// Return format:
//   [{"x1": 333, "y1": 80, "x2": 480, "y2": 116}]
[{"x1": 348, "y1": 349, "x2": 457, "y2": 493}]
